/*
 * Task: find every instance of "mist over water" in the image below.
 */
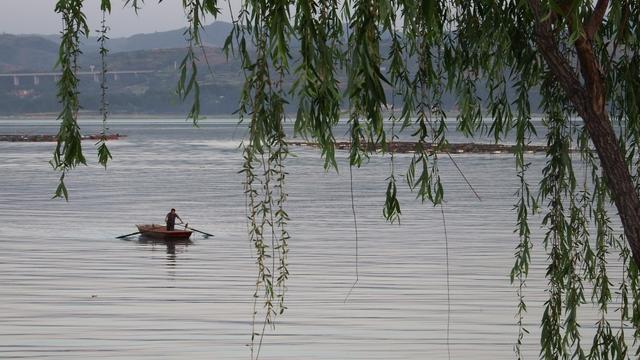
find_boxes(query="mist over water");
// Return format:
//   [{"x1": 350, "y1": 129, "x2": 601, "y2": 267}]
[{"x1": 0, "y1": 118, "x2": 559, "y2": 359}]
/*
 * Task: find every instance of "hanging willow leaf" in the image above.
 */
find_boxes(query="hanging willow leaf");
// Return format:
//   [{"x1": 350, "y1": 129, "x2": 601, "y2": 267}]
[
  {"x1": 52, "y1": 0, "x2": 90, "y2": 200},
  {"x1": 50, "y1": 1, "x2": 640, "y2": 358}
]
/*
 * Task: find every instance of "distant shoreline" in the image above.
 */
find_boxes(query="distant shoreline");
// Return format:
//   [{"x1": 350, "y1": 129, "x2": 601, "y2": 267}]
[
  {"x1": 0, "y1": 112, "x2": 236, "y2": 120},
  {"x1": 0, "y1": 134, "x2": 126, "y2": 142},
  {"x1": 0, "y1": 111, "x2": 549, "y2": 121},
  {"x1": 0, "y1": 135, "x2": 545, "y2": 154},
  {"x1": 291, "y1": 141, "x2": 547, "y2": 154}
]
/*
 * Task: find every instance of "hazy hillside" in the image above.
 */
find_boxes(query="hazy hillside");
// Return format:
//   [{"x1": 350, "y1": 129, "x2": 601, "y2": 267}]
[
  {"x1": 0, "y1": 21, "x2": 540, "y2": 116},
  {"x1": 0, "y1": 22, "x2": 246, "y2": 115},
  {"x1": 79, "y1": 46, "x2": 236, "y2": 72},
  {"x1": 0, "y1": 34, "x2": 59, "y2": 72},
  {"x1": 105, "y1": 21, "x2": 233, "y2": 52},
  {"x1": 40, "y1": 21, "x2": 234, "y2": 54},
  {"x1": 0, "y1": 30, "x2": 236, "y2": 72}
]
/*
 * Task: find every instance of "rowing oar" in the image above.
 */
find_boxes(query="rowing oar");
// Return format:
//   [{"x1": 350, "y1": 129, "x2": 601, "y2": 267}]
[
  {"x1": 176, "y1": 223, "x2": 214, "y2": 237},
  {"x1": 116, "y1": 231, "x2": 141, "y2": 239}
]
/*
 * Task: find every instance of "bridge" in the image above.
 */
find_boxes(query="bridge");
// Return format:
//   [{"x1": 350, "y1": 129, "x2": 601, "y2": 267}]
[{"x1": 0, "y1": 69, "x2": 157, "y2": 86}]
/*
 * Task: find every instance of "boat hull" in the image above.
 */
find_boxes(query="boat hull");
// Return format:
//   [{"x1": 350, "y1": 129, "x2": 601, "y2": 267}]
[{"x1": 136, "y1": 224, "x2": 192, "y2": 240}]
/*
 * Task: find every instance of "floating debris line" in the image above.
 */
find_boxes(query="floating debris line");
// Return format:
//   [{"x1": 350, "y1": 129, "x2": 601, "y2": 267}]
[
  {"x1": 0, "y1": 134, "x2": 125, "y2": 142},
  {"x1": 290, "y1": 141, "x2": 548, "y2": 154}
]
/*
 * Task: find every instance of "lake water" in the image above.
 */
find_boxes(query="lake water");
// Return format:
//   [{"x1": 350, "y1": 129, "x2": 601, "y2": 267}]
[{"x1": 0, "y1": 118, "x2": 576, "y2": 359}]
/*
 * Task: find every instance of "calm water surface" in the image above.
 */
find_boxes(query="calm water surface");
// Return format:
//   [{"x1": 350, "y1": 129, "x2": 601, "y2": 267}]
[{"x1": 0, "y1": 118, "x2": 559, "y2": 359}]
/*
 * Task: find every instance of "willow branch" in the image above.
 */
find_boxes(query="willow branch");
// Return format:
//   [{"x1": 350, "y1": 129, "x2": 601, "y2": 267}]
[
  {"x1": 585, "y1": 0, "x2": 609, "y2": 40},
  {"x1": 526, "y1": 0, "x2": 586, "y2": 105},
  {"x1": 574, "y1": 37, "x2": 605, "y2": 113}
]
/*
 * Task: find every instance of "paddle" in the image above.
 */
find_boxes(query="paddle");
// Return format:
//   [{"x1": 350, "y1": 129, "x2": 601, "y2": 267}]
[
  {"x1": 176, "y1": 223, "x2": 214, "y2": 237},
  {"x1": 116, "y1": 231, "x2": 141, "y2": 239}
]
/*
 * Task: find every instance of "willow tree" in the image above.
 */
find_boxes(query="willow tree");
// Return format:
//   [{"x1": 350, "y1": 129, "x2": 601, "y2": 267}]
[{"x1": 52, "y1": 0, "x2": 640, "y2": 358}]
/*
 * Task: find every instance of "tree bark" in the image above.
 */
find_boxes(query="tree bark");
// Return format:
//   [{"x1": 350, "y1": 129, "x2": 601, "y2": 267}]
[
  {"x1": 581, "y1": 108, "x2": 640, "y2": 267},
  {"x1": 528, "y1": 0, "x2": 640, "y2": 266}
]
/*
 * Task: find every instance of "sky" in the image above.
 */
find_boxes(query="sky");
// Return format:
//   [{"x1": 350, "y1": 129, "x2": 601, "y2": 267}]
[{"x1": 0, "y1": 0, "x2": 240, "y2": 37}]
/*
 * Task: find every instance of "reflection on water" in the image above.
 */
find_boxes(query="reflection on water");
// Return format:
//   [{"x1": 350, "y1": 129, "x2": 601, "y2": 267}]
[
  {"x1": 0, "y1": 119, "x2": 560, "y2": 359},
  {"x1": 120, "y1": 236, "x2": 194, "y2": 273},
  {"x1": 128, "y1": 235, "x2": 194, "y2": 254}
]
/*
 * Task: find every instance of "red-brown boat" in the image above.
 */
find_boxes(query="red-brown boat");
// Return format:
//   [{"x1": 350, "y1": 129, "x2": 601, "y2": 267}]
[{"x1": 136, "y1": 224, "x2": 192, "y2": 240}]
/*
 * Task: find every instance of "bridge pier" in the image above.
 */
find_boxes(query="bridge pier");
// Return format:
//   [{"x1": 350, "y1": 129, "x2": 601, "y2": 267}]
[
  {"x1": 13, "y1": 76, "x2": 19, "y2": 86},
  {"x1": 33, "y1": 75, "x2": 39, "y2": 85}
]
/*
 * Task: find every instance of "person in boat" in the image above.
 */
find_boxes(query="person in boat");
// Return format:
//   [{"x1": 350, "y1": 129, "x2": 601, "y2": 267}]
[{"x1": 165, "y1": 208, "x2": 183, "y2": 231}]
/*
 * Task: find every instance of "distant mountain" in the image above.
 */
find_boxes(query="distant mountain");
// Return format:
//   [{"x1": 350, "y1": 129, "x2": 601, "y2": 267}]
[
  {"x1": 0, "y1": 22, "x2": 541, "y2": 115},
  {"x1": 0, "y1": 29, "x2": 244, "y2": 116},
  {"x1": 0, "y1": 21, "x2": 235, "y2": 73},
  {"x1": 41, "y1": 21, "x2": 234, "y2": 54},
  {"x1": 104, "y1": 22, "x2": 234, "y2": 53},
  {"x1": 0, "y1": 34, "x2": 59, "y2": 72},
  {"x1": 78, "y1": 46, "x2": 234, "y2": 72}
]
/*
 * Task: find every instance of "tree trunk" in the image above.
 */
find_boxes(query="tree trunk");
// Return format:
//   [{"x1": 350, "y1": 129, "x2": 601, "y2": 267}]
[
  {"x1": 582, "y1": 108, "x2": 640, "y2": 267},
  {"x1": 528, "y1": 0, "x2": 640, "y2": 266},
  {"x1": 548, "y1": 67, "x2": 640, "y2": 267}
]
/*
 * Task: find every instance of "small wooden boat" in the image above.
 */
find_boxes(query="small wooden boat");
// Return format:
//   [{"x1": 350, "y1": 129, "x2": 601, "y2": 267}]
[{"x1": 136, "y1": 224, "x2": 192, "y2": 240}]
